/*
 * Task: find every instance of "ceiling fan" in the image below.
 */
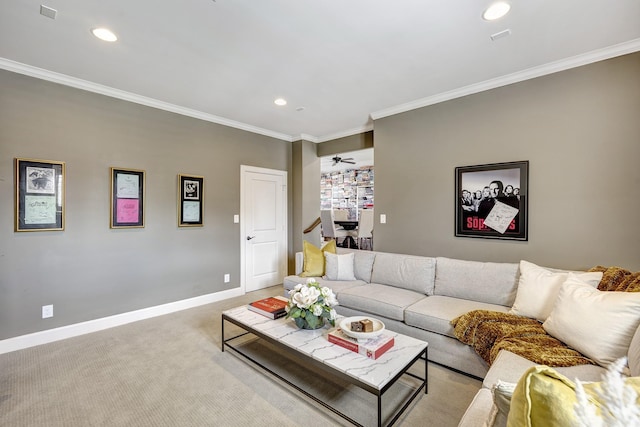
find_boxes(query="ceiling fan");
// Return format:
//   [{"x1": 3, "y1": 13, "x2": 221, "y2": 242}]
[{"x1": 331, "y1": 155, "x2": 356, "y2": 166}]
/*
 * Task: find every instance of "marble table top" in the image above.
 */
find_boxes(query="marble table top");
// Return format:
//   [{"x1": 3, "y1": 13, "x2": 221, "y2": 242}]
[{"x1": 223, "y1": 305, "x2": 428, "y2": 390}]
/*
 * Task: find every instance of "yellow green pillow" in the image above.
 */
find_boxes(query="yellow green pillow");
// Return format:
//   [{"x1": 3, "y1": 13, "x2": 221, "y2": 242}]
[
  {"x1": 507, "y1": 365, "x2": 640, "y2": 427},
  {"x1": 299, "y1": 240, "x2": 336, "y2": 277}
]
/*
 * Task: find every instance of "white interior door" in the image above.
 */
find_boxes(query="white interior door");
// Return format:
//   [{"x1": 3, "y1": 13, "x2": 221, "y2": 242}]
[{"x1": 241, "y1": 165, "x2": 287, "y2": 292}]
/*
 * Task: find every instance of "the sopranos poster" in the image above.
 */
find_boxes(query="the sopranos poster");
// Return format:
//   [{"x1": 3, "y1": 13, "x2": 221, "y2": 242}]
[{"x1": 455, "y1": 161, "x2": 528, "y2": 241}]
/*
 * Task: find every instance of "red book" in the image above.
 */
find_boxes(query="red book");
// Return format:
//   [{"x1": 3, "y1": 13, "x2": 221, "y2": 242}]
[
  {"x1": 248, "y1": 296, "x2": 288, "y2": 319},
  {"x1": 327, "y1": 328, "x2": 395, "y2": 360}
]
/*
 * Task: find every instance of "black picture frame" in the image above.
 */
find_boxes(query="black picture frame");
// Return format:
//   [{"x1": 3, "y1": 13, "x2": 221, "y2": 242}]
[
  {"x1": 110, "y1": 167, "x2": 145, "y2": 228},
  {"x1": 455, "y1": 161, "x2": 528, "y2": 241},
  {"x1": 178, "y1": 174, "x2": 204, "y2": 227},
  {"x1": 15, "y1": 158, "x2": 65, "y2": 232}
]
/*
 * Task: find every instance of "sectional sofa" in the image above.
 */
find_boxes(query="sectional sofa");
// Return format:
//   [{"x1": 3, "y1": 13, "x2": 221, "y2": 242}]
[{"x1": 283, "y1": 246, "x2": 640, "y2": 427}]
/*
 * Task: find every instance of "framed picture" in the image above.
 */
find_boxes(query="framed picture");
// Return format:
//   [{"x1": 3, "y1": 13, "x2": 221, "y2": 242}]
[
  {"x1": 455, "y1": 161, "x2": 528, "y2": 241},
  {"x1": 110, "y1": 167, "x2": 145, "y2": 228},
  {"x1": 178, "y1": 174, "x2": 204, "y2": 227},
  {"x1": 15, "y1": 158, "x2": 65, "y2": 232}
]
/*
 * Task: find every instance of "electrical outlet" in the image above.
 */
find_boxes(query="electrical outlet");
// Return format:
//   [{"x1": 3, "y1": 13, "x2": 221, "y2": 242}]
[
  {"x1": 224, "y1": 274, "x2": 230, "y2": 283},
  {"x1": 380, "y1": 214, "x2": 387, "y2": 224},
  {"x1": 42, "y1": 305, "x2": 53, "y2": 319}
]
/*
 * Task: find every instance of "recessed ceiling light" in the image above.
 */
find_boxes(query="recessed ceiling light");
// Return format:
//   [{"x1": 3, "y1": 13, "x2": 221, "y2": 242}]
[
  {"x1": 274, "y1": 98, "x2": 287, "y2": 106},
  {"x1": 483, "y1": 2, "x2": 511, "y2": 21},
  {"x1": 91, "y1": 28, "x2": 118, "y2": 42}
]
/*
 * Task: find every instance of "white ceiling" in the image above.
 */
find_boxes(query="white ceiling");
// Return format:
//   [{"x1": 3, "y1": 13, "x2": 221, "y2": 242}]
[
  {"x1": 1, "y1": 1, "x2": 639, "y2": 143},
  {"x1": 320, "y1": 148, "x2": 374, "y2": 173}
]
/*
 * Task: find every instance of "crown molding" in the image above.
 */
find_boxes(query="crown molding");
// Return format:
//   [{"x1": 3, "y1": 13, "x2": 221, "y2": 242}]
[
  {"x1": 371, "y1": 38, "x2": 640, "y2": 121},
  {"x1": 314, "y1": 123, "x2": 374, "y2": 143},
  {"x1": 0, "y1": 58, "x2": 294, "y2": 142},
  {"x1": 295, "y1": 133, "x2": 319, "y2": 143},
  {"x1": 4, "y1": 38, "x2": 639, "y2": 143}
]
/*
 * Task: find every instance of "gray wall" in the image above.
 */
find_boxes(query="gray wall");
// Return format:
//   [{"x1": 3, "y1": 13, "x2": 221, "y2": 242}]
[
  {"x1": 373, "y1": 52, "x2": 640, "y2": 271},
  {"x1": 317, "y1": 131, "x2": 373, "y2": 157},
  {"x1": 3, "y1": 52, "x2": 639, "y2": 342},
  {"x1": 291, "y1": 139, "x2": 321, "y2": 258},
  {"x1": 0, "y1": 70, "x2": 292, "y2": 340}
]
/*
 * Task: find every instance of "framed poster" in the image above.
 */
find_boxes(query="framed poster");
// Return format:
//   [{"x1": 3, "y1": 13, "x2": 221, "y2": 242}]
[
  {"x1": 455, "y1": 161, "x2": 528, "y2": 240},
  {"x1": 178, "y1": 174, "x2": 203, "y2": 227},
  {"x1": 110, "y1": 167, "x2": 145, "y2": 228},
  {"x1": 15, "y1": 158, "x2": 65, "y2": 232}
]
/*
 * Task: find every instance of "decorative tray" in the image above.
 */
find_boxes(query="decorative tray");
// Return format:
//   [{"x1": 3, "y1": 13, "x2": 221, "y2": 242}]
[{"x1": 339, "y1": 316, "x2": 385, "y2": 342}]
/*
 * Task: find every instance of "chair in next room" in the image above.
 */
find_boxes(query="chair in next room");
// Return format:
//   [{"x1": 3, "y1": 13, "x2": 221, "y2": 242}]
[
  {"x1": 320, "y1": 209, "x2": 355, "y2": 246},
  {"x1": 357, "y1": 209, "x2": 374, "y2": 250}
]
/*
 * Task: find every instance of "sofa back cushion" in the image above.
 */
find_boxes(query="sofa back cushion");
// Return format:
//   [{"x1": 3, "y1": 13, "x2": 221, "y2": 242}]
[
  {"x1": 370, "y1": 252, "x2": 436, "y2": 295},
  {"x1": 434, "y1": 257, "x2": 519, "y2": 306}
]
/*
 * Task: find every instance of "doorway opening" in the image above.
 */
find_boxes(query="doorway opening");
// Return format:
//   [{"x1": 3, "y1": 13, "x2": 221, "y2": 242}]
[{"x1": 319, "y1": 148, "x2": 374, "y2": 249}]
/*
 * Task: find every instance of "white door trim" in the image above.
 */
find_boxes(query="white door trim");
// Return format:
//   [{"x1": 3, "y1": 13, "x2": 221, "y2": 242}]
[{"x1": 240, "y1": 165, "x2": 288, "y2": 293}]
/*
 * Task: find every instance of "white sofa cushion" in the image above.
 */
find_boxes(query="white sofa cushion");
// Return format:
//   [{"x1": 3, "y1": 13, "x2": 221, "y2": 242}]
[
  {"x1": 404, "y1": 295, "x2": 508, "y2": 338},
  {"x1": 336, "y1": 248, "x2": 376, "y2": 283},
  {"x1": 543, "y1": 273, "x2": 640, "y2": 367},
  {"x1": 323, "y1": 252, "x2": 356, "y2": 281},
  {"x1": 492, "y1": 381, "x2": 516, "y2": 427},
  {"x1": 370, "y1": 252, "x2": 436, "y2": 295},
  {"x1": 510, "y1": 260, "x2": 603, "y2": 322},
  {"x1": 337, "y1": 283, "x2": 427, "y2": 321},
  {"x1": 434, "y1": 257, "x2": 519, "y2": 306}
]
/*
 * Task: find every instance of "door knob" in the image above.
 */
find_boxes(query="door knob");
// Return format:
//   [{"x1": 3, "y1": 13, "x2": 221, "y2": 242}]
[{"x1": 246, "y1": 235, "x2": 256, "y2": 240}]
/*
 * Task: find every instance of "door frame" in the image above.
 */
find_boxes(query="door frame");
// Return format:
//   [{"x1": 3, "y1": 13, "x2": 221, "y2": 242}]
[{"x1": 240, "y1": 165, "x2": 288, "y2": 293}]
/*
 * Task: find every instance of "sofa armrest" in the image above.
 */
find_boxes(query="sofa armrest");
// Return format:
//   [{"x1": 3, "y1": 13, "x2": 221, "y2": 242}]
[
  {"x1": 457, "y1": 388, "x2": 496, "y2": 427},
  {"x1": 295, "y1": 252, "x2": 303, "y2": 275}
]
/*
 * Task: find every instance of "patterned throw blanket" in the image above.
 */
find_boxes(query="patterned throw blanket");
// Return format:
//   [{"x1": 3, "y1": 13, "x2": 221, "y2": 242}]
[
  {"x1": 590, "y1": 266, "x2": 640, "y2": 292},
  {"x1": 451, "y1": 265, "x2": 640, "y2": 367},
  {"x1": 451, "y1": 310, "x2": 595, "y2": 367}
]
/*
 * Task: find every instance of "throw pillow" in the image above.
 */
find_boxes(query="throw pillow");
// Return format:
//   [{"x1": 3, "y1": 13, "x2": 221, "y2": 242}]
[
  {"x1": 628, "y1": 324, "x2": 640, "y2": 377},
  {"x1": 299, "y1": 240, "x2": 336, "y2": 277},
  {"x1": 323, "y1": 252, "x2": 356, "y2": 281},
  {"x1": 507, "y1": 365, "x2": 640, "y2": 427},
  {"x1": 493, "y1": 381, "x2": 516, "y2": 427},
  {"x1": 543, "y1": 273, "x2": 640, "y2": 367},
  {"x1": 510, "y1": 260, "x2": 602, "y2": 322}
]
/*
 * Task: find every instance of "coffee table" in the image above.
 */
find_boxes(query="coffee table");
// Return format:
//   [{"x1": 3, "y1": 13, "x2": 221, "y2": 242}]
[{"x1": 222, "y1": 305, "x2": 428, "y2": 427}]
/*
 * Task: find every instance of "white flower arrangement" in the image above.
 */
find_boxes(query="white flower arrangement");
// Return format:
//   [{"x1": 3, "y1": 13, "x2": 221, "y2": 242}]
[
  {"x1": 285, "y1": 278, "x2": 338, "y2": 329},
  {"x1": 573, "y1": 357, "x2": 640, "y2": 426}
]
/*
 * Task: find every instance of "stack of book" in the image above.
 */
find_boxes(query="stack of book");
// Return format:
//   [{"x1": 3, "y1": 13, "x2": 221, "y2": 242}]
[
  {"x1": 248, "y1": 296, "x2": 288, "y2": 319},
  {"x1": 327, "y1": 328, "x2": 394, "y2": 360}
]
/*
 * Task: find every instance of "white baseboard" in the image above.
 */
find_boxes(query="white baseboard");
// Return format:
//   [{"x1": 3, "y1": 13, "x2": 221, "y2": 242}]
[{"x1": 0, "y1": 287, "x2": 245, "y2": 355}]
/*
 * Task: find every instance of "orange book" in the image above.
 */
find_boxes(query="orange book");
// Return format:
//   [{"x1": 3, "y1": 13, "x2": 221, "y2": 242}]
[
  {"x1": 248, "y1": 296, "x2": 288, "y2": 319},
  {"x1": 328, "y1": 328, "x2": 394, "y2": 360}
]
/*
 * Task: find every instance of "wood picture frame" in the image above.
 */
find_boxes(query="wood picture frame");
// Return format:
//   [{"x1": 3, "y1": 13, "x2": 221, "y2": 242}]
[
  {"x1": 110, "y1": 167, "x2": 145, "y2": 228},
  {"x1": 178, "y1": 174, "x2": 204, "y2": 227},
  {"x1": 455, "y1": 161, "x2": 528, "y2": 241},
  {"x1": 15, "y1": 158, "x2": 65, "y2": 232}
]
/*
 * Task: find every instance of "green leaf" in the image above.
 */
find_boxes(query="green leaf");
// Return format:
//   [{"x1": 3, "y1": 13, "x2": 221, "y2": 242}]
[
  {"x1": 305, "y1": 315, "x2": 320, "y2": 329},
  {"x1": 288, "y1": 307, "x2": 302, "y2": 319}
]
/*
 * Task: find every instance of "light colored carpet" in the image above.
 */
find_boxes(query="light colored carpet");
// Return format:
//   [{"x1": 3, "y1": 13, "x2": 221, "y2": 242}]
[{"x1": 0, "y1": 286, "x2": 481, "y2": 426}]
